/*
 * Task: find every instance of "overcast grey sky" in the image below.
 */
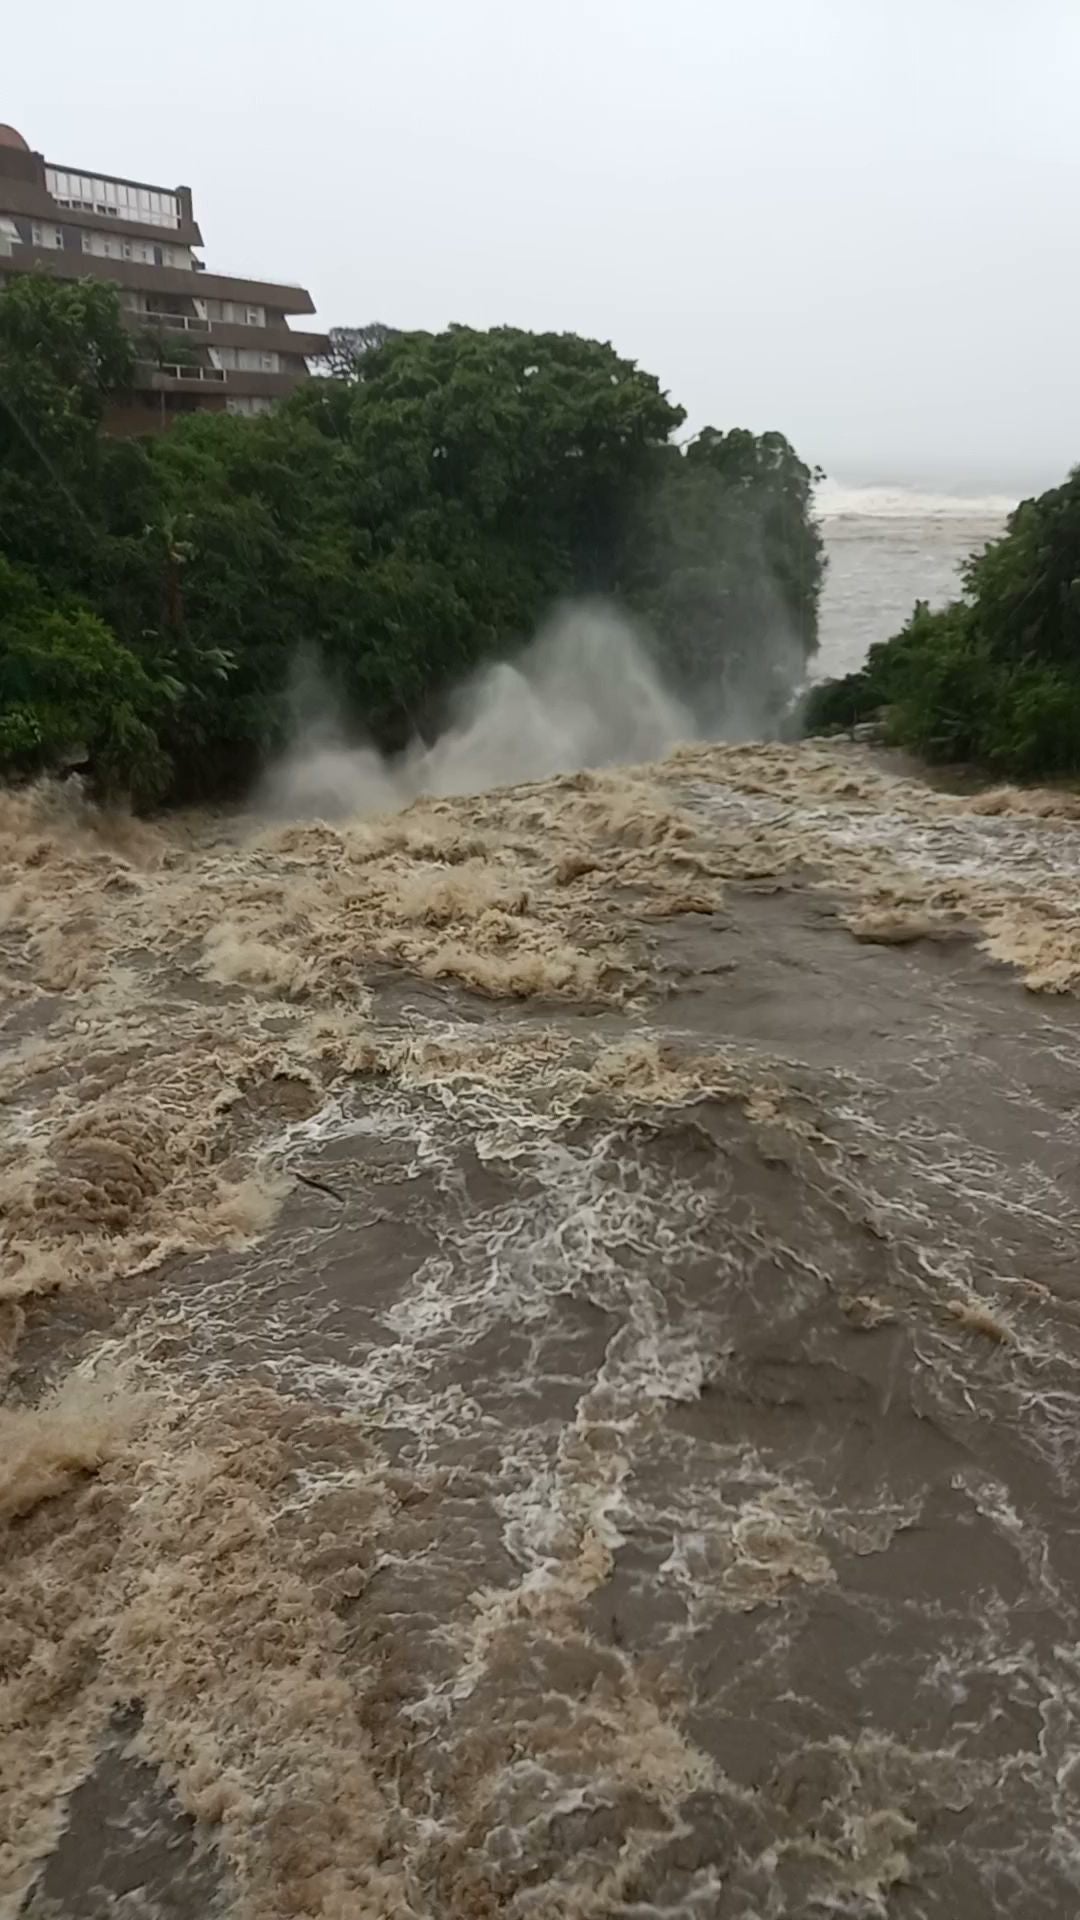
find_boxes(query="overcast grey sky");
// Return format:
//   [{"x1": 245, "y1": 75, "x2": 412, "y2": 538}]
[{"x1": 7, "y1": 0, "x2": 1078, "y2": 490}]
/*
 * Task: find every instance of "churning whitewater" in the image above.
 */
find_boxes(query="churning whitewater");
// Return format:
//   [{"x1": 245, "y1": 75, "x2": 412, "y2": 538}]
[{"x1": 4, "y1": 714, "x2": 1080, "y2": 1917}]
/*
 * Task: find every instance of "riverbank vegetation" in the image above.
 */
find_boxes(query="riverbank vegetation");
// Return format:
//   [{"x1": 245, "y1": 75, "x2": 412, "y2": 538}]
[
  {"x1": 804, "y1": 472, "x2": 1080, "y2": 777},
  {"x1": 0, "y1": 276, "x2": 822, "y2": 807}
]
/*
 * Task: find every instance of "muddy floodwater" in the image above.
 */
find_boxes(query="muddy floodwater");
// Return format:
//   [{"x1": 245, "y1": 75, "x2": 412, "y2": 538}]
[{"x1": 4, "y1": 743, "x2": 1080, "y2": 1919}]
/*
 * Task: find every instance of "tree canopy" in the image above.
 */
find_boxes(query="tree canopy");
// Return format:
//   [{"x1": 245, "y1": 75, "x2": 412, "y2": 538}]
[
  {"x1": 317, "y1": 322, "x2": 399, "y2": 380},
  {"x1": 0, "y1": 278, "x2": 824, "y2": 805},
  {"x1": 625, "y1": 427, "x2": 823, "y2": 726}
]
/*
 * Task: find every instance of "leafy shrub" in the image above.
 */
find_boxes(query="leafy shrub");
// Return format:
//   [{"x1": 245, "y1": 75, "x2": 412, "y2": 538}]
[{"x1": 0, "y1": 559, "x2": 171, "y2": 803}]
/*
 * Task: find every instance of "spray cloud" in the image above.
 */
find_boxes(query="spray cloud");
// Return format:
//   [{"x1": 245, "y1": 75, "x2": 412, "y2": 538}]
[{"x1": 258, "y1": 603, "x2": 695, "y2": 820}]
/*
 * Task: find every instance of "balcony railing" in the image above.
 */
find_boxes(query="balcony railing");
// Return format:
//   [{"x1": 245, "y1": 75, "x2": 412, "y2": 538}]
[
  {"x1": 145, "y1": 313, "x2": 211, "y2": 333},
  {"x1": 140, "y1": 362, "x2": 226, "y2": 383}
]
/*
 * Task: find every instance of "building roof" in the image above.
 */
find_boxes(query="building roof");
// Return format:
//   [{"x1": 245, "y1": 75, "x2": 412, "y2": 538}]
[{"x1": 0, "y1": 125, "x2": 29, "y2": 151}]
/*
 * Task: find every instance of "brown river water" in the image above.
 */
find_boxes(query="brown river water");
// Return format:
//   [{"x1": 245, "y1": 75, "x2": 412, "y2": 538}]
[{"x1": 4, "y1": 727, "x2": 1080, "y2": 1920}]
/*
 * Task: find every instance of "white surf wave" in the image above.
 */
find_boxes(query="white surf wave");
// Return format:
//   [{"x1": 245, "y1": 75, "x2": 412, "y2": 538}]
[{"x1": 815, "y1": 480, "x2": 1018, "y2": 520}]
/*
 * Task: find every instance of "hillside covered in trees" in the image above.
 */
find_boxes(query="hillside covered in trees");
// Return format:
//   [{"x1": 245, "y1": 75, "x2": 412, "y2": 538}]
[
  {"x1": 0, "y1": 277, "x2": 823, "y2": 806},
  {"x1": 805, "y1": 473, "x2": 1080, "y2": 778}
]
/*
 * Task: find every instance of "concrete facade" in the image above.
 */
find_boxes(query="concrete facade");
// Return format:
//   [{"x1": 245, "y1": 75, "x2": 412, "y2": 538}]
[{"x1": 0, "y1": 125, "x2": 328, "y2": 432}]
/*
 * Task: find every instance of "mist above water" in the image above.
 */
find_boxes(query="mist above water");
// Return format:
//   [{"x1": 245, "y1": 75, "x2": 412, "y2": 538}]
[{"x1": 259, "y1": 605, "x2": 696, "y2": 820}]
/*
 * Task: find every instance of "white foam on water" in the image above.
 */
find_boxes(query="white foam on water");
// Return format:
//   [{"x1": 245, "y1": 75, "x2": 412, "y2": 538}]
[
  {"x1": 815, "y1": 480, "x2": 1018, "y2": 519},
  {"x1": 259, "y1": 603, "x2": 695, "y2": 821}
]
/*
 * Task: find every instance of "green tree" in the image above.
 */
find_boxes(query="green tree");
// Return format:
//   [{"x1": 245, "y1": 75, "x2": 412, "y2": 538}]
[
  {"x1": 294, "y1": 324, "x2": 688, "y2": 736},
  {"x1": 623, "y1": 427, "x2": 825, "y2": 722},
  {"x1": 0, "y1": 280, "x2": 825, "y2": 804},
  {"x1": 317, "y1": 322, "x2": 400, "y2": 380},
  {"x1": 0, "y1": 273, "x2": 136, "y2": 590},
  {"x1": 0, "y1": 557, "x2": 172, "y2": 802},
  {"x1": 136, "y1": 325, "x2": 202, "y2": 371}
]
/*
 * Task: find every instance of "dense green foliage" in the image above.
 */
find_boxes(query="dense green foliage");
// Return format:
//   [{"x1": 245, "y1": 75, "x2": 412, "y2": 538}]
[
  {"x1": 805, "y1": 472, "x2": 1080, "y2": 777},
  {"x1": 318, "y1": 322, "x2": 399, "y2": 379},
  {"x1": 0, "y1": 276, "x2": 824, "y2": 805},
  {"x1": 625, "y1": 427, "x2": 823, "y2": 724},
  {"x1": 0, "y1": 557, "x2": 172, "y2": 796}
]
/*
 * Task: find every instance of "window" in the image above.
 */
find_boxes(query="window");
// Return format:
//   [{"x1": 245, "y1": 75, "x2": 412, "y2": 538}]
[
  {"x1": 0, "y1": 216, "x2": 22, "y2": 257},
  {"x1": 82, "y1": 230, "x2": 142, "y2": 258},
  {"x1": 47, "y1": 167, "x2": 182, "y2": 229}
]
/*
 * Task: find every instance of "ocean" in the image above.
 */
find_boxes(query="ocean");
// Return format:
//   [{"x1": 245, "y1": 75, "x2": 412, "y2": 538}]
[{"x1": 815, "y1": 481, "x2": 1016, "y2": 682}]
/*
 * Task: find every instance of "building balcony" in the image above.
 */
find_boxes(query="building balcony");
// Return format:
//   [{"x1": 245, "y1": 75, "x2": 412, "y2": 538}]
[
  {"x1": 3, "y1": 245, "x2": 317, "y2": 313},
  {"x1": 202, "y1": 321, "x2": 327, "y2": 356},
  {"x1": 127, "y1": 311, "x2": 328, "y2": 357},
  {"x1": 143, "y1": 362, "x2": 226, "y2": 385},
  {"x1": 143, "y1": 312, "x2": 212, "y2": 333},
  {"x1": 134, "y1": 362, "x2": 310, "y2": 397}
]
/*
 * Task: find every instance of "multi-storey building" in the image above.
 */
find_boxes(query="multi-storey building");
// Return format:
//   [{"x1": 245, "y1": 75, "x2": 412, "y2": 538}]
[{"x1": 0, "y1": 123, "x2": 327, "y2": 431}]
